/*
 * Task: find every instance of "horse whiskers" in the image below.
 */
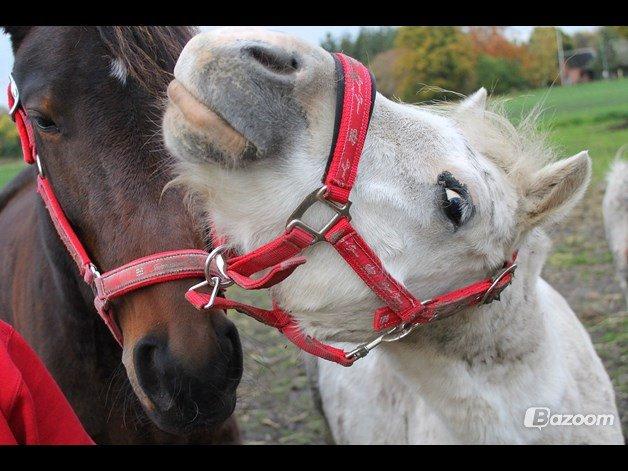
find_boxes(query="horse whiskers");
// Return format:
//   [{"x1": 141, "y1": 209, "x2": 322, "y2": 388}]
[{"x1": 104, "y1": 367, "x2": 135, "y2": 425}]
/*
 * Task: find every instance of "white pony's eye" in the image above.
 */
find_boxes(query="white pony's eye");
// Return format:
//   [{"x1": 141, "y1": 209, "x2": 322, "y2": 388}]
[
  {"x1": 445, "y1": 188, "x2": 461, "y2": 202},
  {"x1": 437, "y1": 171, "x2": 474, "y2": 228}
]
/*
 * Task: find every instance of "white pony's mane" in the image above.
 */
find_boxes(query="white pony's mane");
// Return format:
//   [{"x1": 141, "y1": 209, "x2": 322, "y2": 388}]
[{"x1": 420, "y1": 98, "x2": 557, "y2": 192}]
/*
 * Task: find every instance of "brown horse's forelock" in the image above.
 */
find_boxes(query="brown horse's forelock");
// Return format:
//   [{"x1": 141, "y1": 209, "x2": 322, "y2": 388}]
[{"x1": 96, "y1": 26, "x2": 198, "y2": 97}]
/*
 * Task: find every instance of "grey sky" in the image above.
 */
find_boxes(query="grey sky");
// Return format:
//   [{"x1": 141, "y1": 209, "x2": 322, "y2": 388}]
[{"x1": 0, "y1": 26, "x2": 599, "y2": 108}]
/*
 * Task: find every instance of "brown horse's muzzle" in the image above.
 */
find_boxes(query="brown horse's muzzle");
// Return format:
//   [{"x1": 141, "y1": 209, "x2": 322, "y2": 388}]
[
  {"x1": 132, "y1": 312, "x2": 242, "y2": 433},
  {"x1": 118, "y1": 282, "x2": 242, "y2": 435}
]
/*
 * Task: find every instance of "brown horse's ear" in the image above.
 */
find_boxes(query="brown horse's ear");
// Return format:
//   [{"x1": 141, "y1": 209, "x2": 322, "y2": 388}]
[
  {"x1": 3, "y1": 26, "x2": 33, "y2": 53},
  {"x1": 520, "y1": 151, "x2": 592, "y2": 229}
]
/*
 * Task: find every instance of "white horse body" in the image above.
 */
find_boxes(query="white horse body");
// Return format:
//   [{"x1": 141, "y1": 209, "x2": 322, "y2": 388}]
[
  {"x1": 315, "y1": 276, "x2": 618, "y2": 444},
  {"x1": 163, "y1": 28, "x2": 624, "y2": 444},
  {"x1": 603, "y1": 155, "x2": 628, "y2": 307}
]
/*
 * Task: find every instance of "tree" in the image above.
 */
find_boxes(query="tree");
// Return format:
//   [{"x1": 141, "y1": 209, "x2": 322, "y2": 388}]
[
  {"x1": 593, "y1": 27, "x2": 624, "y2": 78},
  {"x1": 468, "y1": 26, "x2": 534, "y2": 93},
  {"x1": 608, "y1": 26, "x2": 628, "y2": 39},
  {"x1": 475, "y1": 54, "x2": 529, "y2": 95},
  {"x1": 320, "y1": 32, "x2": 338, "y2": 53},
  {"x1": 320, "y1": 27, "x2": 397, "y2": 65},
  {"x1": 524, "y1": 27, "x2": 560, "y2": 87},
  {"x1": 0, "y1": 112, "x2": 20, "y2": 159},
  {"x1": 468, "y1": 27, "x2": 524, "y2": 60},
  {"x1": 370, "y1": 49, "x2": 402, "y2": 98},
  {"x1": 572, "y1": 31, "x2": 598, "y2": 49},
  {"x1": 394, "y1": 27, "x2": 477, "y2": 102}
]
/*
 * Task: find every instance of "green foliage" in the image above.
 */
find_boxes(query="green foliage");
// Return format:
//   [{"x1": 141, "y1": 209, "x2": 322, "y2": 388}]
[
  {"x1": 320, "y1": 27, "x2": 397, "y2": 65},
  {"x1": 608, "y1": 26, "x2": 628, "y2": 39},
  {"x1": 525, "y1": 27, "x2": 560, "y2": 87},
  {"x1": 394, "y1": 26, "x2": 477, "y2": 101},
  {"x1": 369, "y1": 49, "x2": 401, "y2": 98},
  {"x1": 475, "y1": 54, "x2": 528, "y2": 95},
  {"x1": 572, "y1": 31, "x2": 598, "y2": 49},
  {"x1": 0, "y1": 112, "x2": 20, "y2": 159},
  {"x1": 320, "y1": 26, "x2": 624, "y2": 99},
  {"x1": 591, "y1": 27, "x2": 627, "y2": 76}
]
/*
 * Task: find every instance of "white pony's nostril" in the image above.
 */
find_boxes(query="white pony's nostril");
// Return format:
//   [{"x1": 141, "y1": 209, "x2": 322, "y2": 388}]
[{"x1": 244, "y1": 44, "x2": 299, "y2": 75}]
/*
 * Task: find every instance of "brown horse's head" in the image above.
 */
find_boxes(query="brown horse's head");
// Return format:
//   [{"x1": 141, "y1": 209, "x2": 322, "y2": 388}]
[{"x1": 5, "y1": 26, "x2": 242, "y2": 434}]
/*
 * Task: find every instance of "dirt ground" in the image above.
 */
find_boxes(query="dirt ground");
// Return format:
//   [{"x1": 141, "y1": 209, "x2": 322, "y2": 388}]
[{"x1": 230, "y1": 179, "x2": 627, "y2": 444}]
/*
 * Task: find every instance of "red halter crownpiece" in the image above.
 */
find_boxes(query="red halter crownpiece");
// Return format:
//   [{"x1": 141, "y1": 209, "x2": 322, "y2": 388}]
[
  {"x1": 7, "y1": 75, "x2": 212, "y2": 346},
  {"x1": 186, "y1": 53, "x2": 518, "y2": 367}
]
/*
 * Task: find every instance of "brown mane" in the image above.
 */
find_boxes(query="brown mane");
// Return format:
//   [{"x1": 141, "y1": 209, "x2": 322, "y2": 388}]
[{"x1": 96, "y1": 26, "x2": 198, "y2": 96}]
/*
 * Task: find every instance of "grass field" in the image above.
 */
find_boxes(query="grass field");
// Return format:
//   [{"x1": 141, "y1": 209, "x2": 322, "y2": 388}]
[
  {"x1": 0, "y1": 159, "x2": 22, "y2": 188},
  {"x1": 0, "y1": 78, "x2": 626, "y2": 443},
  {"x1": 505, "y1": 78, "x2": 628, "y2": 180}
]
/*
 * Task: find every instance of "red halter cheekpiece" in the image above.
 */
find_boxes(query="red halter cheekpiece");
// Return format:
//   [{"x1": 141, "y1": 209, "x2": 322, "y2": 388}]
[
  {"x1": 185, "y1": 53, "x2": 518, "y2": 367},
  {"x1": 7, "y1": 76, "x2": 211, "y2": 346}
]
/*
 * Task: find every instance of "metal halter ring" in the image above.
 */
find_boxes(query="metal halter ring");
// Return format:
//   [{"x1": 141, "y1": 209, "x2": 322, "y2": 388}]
[
  {"x1": 204, "y1": 245, "x2": 233, "y2": 289},
  {"x1": 479, "y1": 263, "x2": 517, "y2": 305},
  {"x1": 89, "y1": 263, "x2": 102, "y2": 279},
  {"x1": 188, "y1": 245, "x2": 234, "y2": 309},
  {"x1": 8, "y1": 74, "x2": 20, "y2": 117}
]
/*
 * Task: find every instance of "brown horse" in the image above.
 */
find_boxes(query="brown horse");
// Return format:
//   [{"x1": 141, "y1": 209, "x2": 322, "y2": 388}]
[{"x1": 0, "y1": 26, "x2": 242, "y2": 444}]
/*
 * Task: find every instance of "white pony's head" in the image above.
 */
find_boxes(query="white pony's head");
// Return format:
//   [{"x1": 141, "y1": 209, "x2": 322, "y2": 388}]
[{"x1": 164, "y1": 28, "x2": 591, "y2": 343}]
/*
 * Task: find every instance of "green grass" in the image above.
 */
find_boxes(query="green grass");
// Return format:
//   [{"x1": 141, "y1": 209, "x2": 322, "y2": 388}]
[
  {"x1": 504, "y1": 78, "x2": 628, "y2": 181},
  {"x1": 0, "y1": 159, "x2": 23, "y2": 188}
]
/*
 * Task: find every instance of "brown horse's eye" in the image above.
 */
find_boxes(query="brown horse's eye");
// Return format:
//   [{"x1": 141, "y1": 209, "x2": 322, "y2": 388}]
[{"x1": 30, "y1": 113, "x2": 60, "y2": 133}]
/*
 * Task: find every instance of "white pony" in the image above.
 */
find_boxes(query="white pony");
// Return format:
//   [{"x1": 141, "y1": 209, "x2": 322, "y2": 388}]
[
  {"x1": 603, "y1": 149, "x2": 628, "y2": 307},
  {"x1": 163, "y1": 28, "x2": 624, "y2": 444}
]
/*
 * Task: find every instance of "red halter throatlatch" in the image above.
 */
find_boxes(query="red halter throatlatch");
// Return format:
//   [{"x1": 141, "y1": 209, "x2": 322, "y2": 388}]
[
  {"x1": 186, "y1": 52, "x2": 518, "y2": 367},
  {"x1": 7, "y1": 75, "x2": 212, "y2": 346}
]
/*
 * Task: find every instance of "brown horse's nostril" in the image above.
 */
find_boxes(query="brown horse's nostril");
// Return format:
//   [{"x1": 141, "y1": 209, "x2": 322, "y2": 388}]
[
  {"x1": 133, "y1": 326, "x2": 242, "y2": 432},
  {"x1": 210, "y1": 315, "x2": 243, "y2": 378},
  {"x1": 243, "y1": 43, "x2": 300, "y2": 75},
  {"x1": 134, "y1": 336, "x2": 174, "y2": 411}
]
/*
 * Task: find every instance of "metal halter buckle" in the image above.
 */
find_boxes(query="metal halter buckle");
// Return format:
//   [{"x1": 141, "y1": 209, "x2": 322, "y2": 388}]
[
  {"x1": 187, "y1": 245, "x2": 234, "y2": 309},
  {"x1": 479, "y1": 263, "x2": 517, "y2": 305},
  {"x1": 8, "y1": 74, "x2": 20, "y2": 117},
  {"x1": 285, "y1": 186, "x2": 351, "y2": 243}
]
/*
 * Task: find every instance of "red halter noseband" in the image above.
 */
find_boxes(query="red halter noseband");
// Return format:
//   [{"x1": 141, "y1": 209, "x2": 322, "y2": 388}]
[
  {"x1": 7, "y1": 76, "x2": 211, "y2": 346},
  {"x1": 185, "y1": 53, "x2": 518, "y2": 367}
]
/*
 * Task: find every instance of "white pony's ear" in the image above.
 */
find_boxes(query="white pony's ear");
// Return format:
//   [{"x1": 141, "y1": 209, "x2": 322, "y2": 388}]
[
  {"x1": 458, "y1": 88, "x2": 487, "y2": 114},
  {"x1": 521, "y1": 151, "x2": 592, "y2": 229}
]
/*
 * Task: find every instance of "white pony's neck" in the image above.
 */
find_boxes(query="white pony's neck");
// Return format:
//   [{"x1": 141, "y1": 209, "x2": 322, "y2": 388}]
[
  {"x1": 385, "y1": 227, "x2": 550, "y2": 359},
  {"x1": 347, "y1": 229, "x2": 555, "y2": 443}
]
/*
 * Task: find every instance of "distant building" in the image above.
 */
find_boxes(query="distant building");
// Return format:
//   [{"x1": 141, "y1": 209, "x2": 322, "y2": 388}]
[
  {"x1": 563, "y1": 47, "x2": 596, "y2": 84},
  {"x1": 562, "y1": 39, "x2": 628, "y2": 84}
]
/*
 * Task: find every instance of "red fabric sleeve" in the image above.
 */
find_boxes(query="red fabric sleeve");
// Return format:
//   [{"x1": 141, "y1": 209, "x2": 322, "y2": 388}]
[{"x1": 0, "y1": 320, "x2": 94, "y2": 445}]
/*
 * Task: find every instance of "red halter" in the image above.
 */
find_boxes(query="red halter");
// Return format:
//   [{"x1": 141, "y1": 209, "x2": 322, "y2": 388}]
[
  {"x1": 186, "y1": 53, "x2": 518, "y2": 367},
  {"x1": 7, "y1": 76, "x2": 211, "y2": 346}
]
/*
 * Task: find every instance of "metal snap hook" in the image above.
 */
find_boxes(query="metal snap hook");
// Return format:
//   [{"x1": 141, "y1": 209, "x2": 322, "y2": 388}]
[{"x1": 345, "y1": 322, "x2": 420, "y2": 361}]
